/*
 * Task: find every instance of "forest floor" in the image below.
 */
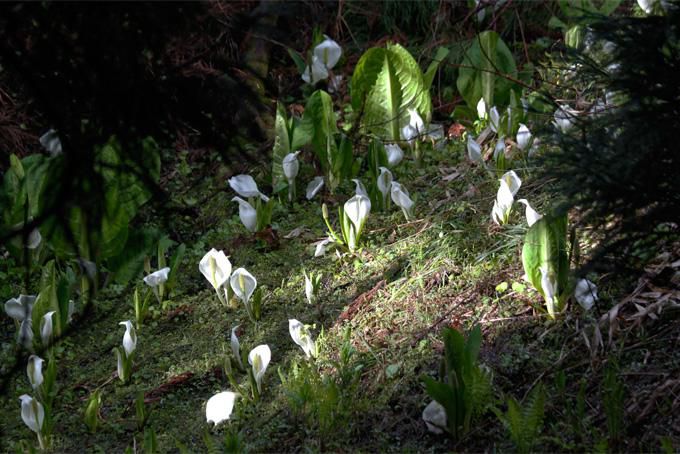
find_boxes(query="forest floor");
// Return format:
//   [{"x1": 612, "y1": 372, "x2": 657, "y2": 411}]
[{"x1": 2, "y1": 134, "x2": 679, "y2": 452}]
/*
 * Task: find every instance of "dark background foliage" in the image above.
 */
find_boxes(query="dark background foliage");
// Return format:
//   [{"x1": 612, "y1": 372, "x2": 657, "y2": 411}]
[
  {"x1": 0, "y1": 1, "x2": 281, "y2": 248},
  {"x1": 540, "y1": 6, "x2": 680, "y2": 275}
]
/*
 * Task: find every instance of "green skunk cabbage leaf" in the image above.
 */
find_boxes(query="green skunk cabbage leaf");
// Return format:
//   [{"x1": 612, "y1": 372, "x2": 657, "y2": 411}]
[
  {"x1": 107, "y1": 227, "x2": 161, "y2": 285},
  {"x1": 47, "y1": 137, "x2": 159, "y2": 263},
  {"x1": 423, "y1": 46, "x2": 450, "y2": 91},
  {"x1": 272, "y1": 102, "x2": 291, "y2": 190},
  {"x1": 272, "y1": 103, "x2": 312, "y2": 190},
  {"x1": 457, "y1": 31, "x2": 518, "y2": 109},
  {"x1": 304, "y1": 90, "x2": 338, "y2": 172},
  {"x1": 31, "y1": 260, "x2": 69, "y2": 338},
  {"x1": 351, "y1": 43, "x2": 431, "y2": 141},
  {"x1": 521, "y1": 215, "x2": 570, "y2": 308}
]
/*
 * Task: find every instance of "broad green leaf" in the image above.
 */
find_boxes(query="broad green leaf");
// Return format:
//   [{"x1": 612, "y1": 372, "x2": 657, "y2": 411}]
[
  {"x1": 457, "y1": 31, "x2": 518, "y2": 110},
  {"x1": 599, "y1": 0, "x2": 622, "y2": 15},
  {"x1": 9, "y1": 154, "x2": 24, "y2": 179},
  {"x1": 166, "y1": 243, "x2": 186, "y2": 293},
  {"x1": 271, "y1": 106, "x2": 312, "y2": 191},
  {"x1": 387, "y1": 43, "x2": 432, "y2": 124},
  {"x1": 99, "y1": 185, "x2": 130, "y2": 259},
  {"x1": 304, "y1": 90, "x2": 337, "y2": 173},
  {"x1": 423, "y1": 376, "x2": 457, "y2": 434},
  {"x1": 107, "y1": 227, "x2": 161, "y2": 285},
  {"x1": 351, "y1": 43, "x2": 432, "y2": 141},
  {"x1": 290, "y1": 116, "x2": 313, "y2": 151},
  {"x1": 272, "y1": 102, "x2": 292, "y2": 189},
  {"x1": 443, "y1": 327, "x2": 466, "y2": 380},
  {"x1": 372, "y1": 52, "x2": 402, "y2": 141},
  {"x1": 351, "y1": 48, "x2": 387, "y2": 111},
  {"x1": 521, "y1": 215, "x2": 570, "y2": 310},
  {"x1": 287, "y1": 47, "x2": 307, "y2": 74},
  {"x1": 565, "y1": 25, "x2": 585, "y2": 49},
  {"x1": 548, "y1": 15, "x2": 568, "y2": 30},
  {"x1": 32, "y1": 260, "x2": 63, "y2": 338},
  {"x1": 423, "y1": 46, "x2": 450, "y2": 91},
  {"x1": 464, "y1": 325, "x2": 482, "y2": 371},
  {"x1": 480, "y1": 31, "x2": 499, "y2": 107},
  {"x1": 366, "y1": 138, "x2": 388, "y2": 180}
]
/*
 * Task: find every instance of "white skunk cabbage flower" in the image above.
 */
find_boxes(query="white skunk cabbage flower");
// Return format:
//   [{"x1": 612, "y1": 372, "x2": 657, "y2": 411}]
[
  {"x1": 230, "y1": 268, "x2": 257, "y2": 306},
  {"x1": 302, "y1": 57, "x2": 329, "y2": 84},
  {"x1": 39, "y1": 129, "x2": 62, "y2": 156},
  {"x1": 344, "y1": 195, "x2": 371, "y2": 251},
  {"x1": 206, "y1": 391, "x2": 237, "y2": 426},
  {"x1": 283, "y1": 152, "x2": 300, "y2": 185},
  {"x1": 228, "y1": 174, "x2": 269, "y2": 202},
  {"x1": 391, "y1": 182, "x2": 415, "y2": 221},
  {"x1": 5, "y1": 295, "x2": 36, "y2": 349},
  {"x1": 517, "y1": 199, "x2": 542, "y2": 227},
  {"x1": 27, "y1": 355, "x2": 44, "y2": 390},
  {"x1": 377, "y1": 167, "x2": 393, "y2": 205},
  {"x1": 554, "y1": 106, "x2": 576, "y2": 133},
  {"x1": 637, "y1": 0, "x2": 656, "y2": 13},
  {"x1": 344, "y1": 195, "x2": 371, "y2": 233},
  {"x1": 474, "y1": 0, "x2": 488, "y2": 22},
  {"x1": 231, "y1": 325, "x2": 243, "y2": 368},
  {"x1": 489, "y1": 106, "x2": 500, "y2": 133},
  {"x1": 248, "y1": 344, "x2": 271, "y2": 393},
  {"x1": 467, "y1": 135, "x2": 482, "y2": 163},
  {"x1": 143, "y1": 267, "x2": 170, "y2": 288},
  {"x1": 351, "y1": 179, "x2": 369, "y2": 198},
  {"x1": 40, "y1": 311, "x2": 56, "y2": 346},
  {"x1": 26, "y1": 228, "x2": 41, "y2": 249},
  {"x1": 574, "y1": 279, "x2": 598, "y2": 311},
  {"x1": 119, "y1": 320, "x2": 137, "y2": 356},
  {"x1": 304, "y1": 273, "x2": 313, "y2": 305},
  {"x1": 314, "y1": 237, "x2": 334, "y2": 257},
  {"x1": 19, "y1": 319, "x2": 33, "y2": 349},
  {"x1": 501, "y1": 170, "x2": 521, "y2": 196},
  {"x1": 385, "y1": 143, "x2": 404, "y2": 167},
  {"x1": 476, "y1": 98, "x2": 487, "y2": 120},
  {"x1": 232, "y1": 196, "x2": 257, "y2": 232},
  {"x1": 328, "y1": 74, "x2": 343, "y2": 94},
  {"x1": 426, "y1": 124, "x2": 445, "y2": 141},
  {"x1": 288, "y1": 319, "x2": 316, "y2": 358},
  {"x1": 540, "y1": 266, "x2": 559, "y2": 318},
  {"x1": 306, "y1": 176, "x2": 325, "y2": 200},
  {"x1": 5, "y1": 294, "x2": 36, "y2": 322},
  {"x1": 199, "y1": 249, "x2": 232, "y2": 291},
  {"x1": 302, "y1": 36, "x2": 342, "y2": 84},
  {"x1": 422, "y1": 400, "x2": 447, "y2": 434},
  {"x1": 491, "y1": 179, "x2": 515, "y2": 225},
  {"x1": 528, "y1": 137, "x2": 541, "y2": 158},
  {"x1": 493, "y1": 137, "x2": 506, "y2": 160},
  {"x1": 314, "y1": 36, "x2": 342, "y2": 69},
  {"x1": 516, "y1": 124, "x2": 532, "y2": 150},
  {"x1": 401, "y1": 108, "x2": 425, "y2": 145},
  {"x1": 19, "y1": 394, "x2": 44, "y2": 435}
]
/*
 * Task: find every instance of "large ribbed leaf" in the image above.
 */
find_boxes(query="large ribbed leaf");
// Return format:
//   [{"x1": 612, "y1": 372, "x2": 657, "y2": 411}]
[
  {"x1": 271, "y1": 103, "x2": 313, "y2": 191},
  {"x1": 304, "y1": 90, "x2": 337, "y2": 172},
  {"x1": 351, "y1": 48, "x2": 387, "y2": 111},
  {"x1": 271, "y1": 102, "x2": 291, "y2": 190},
  {"x1": 457, "y1": 31, "x2": 518, "y2": 109},
  {"x1": 387, "y1": 43, "x2": 432, "y2": 123},
  {"x1": 371, "y1": 53, "x2": 402, "y2": 141},
  {"x1": 351, "y1": 43, "x2": 432, "y2": 142},
  {"x1": 423, "y1": 46, "x2": 450, "y2": 91},
  {"x1": 521, "y1": 215, "x2": 570, "y2": 311}
]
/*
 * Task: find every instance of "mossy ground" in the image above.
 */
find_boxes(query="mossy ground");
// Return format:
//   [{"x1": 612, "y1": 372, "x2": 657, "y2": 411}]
[{"x1": 2, "y1": 139, "x2": 679, "y2": 453}]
